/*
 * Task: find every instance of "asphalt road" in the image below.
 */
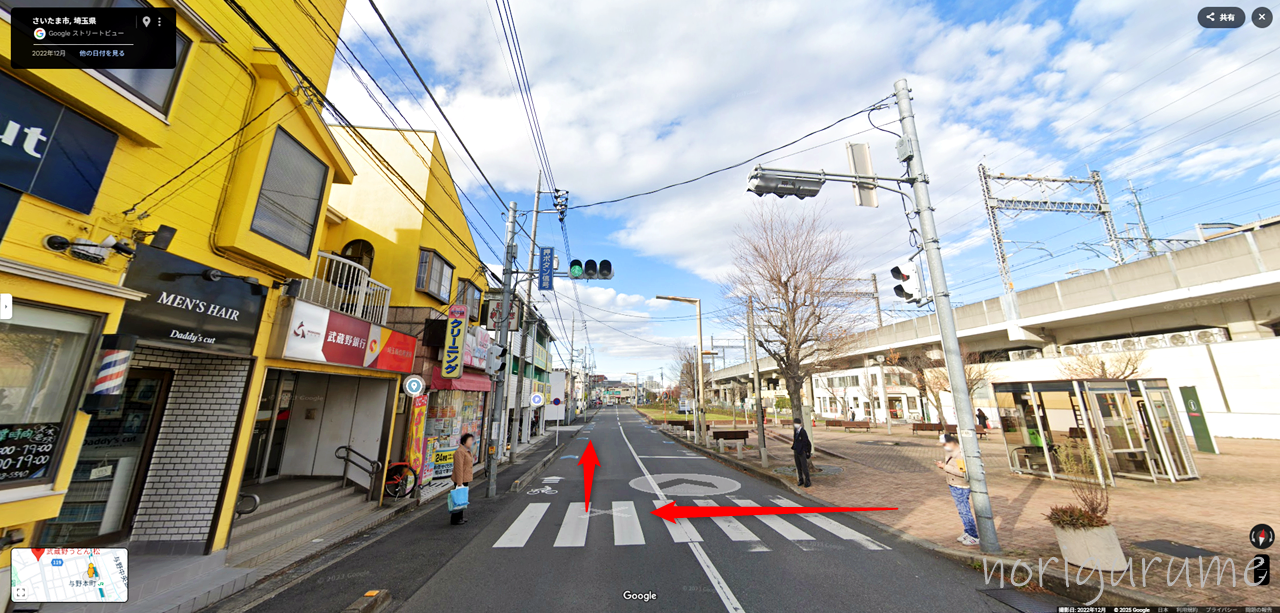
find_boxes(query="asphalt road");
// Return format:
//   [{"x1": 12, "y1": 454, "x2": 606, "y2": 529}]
[{"x1": 390, "y1": 406, "x2": 1022, "y2": 613}]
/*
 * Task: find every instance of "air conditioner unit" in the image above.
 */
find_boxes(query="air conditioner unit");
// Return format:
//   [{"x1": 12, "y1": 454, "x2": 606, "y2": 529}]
[
  {"x1": 1076, "y1": 342, "x2": 1098, "y2": 355},
  {"x1": 1019, "y1": 348, "x2": 1043, "y2": 360},
  {"x1": 1120, "y1": 338, "x2": 1141, "y2": 352},
  {"x1": 1041, "y1": 345, "x2": 1059, "y2": 358},
  {"x1": 1062, "y1": 344, "x2": 1080, "y2": 357},
  {"x1": 1098, "y1": 340, "x2": 1119, "y2": 353},
  {"x1": 1166, "y1": 332, "x2": 1192, "y2": 347},
  {"x1": 1008, "y1": 350, "x2": 1026, "y2": 361},
  {"x1": 1143, "y1": 335, "x2": 1168, "y2": 349},
  {"x1": 1194, "y1": 328, "x2": 1228, "y2": 344}
]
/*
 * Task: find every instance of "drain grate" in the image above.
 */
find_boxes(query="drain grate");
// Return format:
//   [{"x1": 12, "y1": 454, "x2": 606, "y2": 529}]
[
  {"x1": 979, "y1": 588, "x2": 1077, "y2": 613},
  {"x1": 1134, "y1": 539, "x2": 1220, "y2": 559}
]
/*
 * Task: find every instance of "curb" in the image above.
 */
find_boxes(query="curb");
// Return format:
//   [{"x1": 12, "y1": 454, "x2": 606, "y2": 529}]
[
  {"x1": 642, "y1": 412, "x2": 1185, "y2": 609},
  {"x1": 341, "y1": 589, "x2": 391, "y2": 613},
  {"x1": 509, "y1": 442, "x2": 569, "y2": 492}
]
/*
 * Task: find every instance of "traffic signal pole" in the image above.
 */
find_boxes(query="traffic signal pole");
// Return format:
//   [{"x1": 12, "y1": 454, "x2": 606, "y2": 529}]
[
  {"x1": 893, "y1": 78, "x2": 1001, "y2": 553},
  {"x1": 511, "y1": 171, "x2": 542, "y2": 461},
  {"x1": 486, "y1": 199, "x2": 519, "y2": 498}
]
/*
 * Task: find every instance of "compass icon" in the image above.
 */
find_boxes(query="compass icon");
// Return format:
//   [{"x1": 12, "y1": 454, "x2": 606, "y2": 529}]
[{"x1": 1251, "y1": 523, "x2": 1275, "y2": 550}]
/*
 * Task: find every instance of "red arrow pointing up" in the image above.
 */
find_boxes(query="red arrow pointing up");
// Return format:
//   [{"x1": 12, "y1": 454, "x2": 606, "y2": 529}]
[
  {"x1": 652, "y1": 501, "x2": 897, "y2": 523},
  {"x1": 578, "y1": 440, "x2": 600, "y2": 513}
]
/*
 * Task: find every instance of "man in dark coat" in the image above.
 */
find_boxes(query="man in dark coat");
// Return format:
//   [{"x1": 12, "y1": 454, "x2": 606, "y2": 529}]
[{"x1": 791, "y1": 422, "x2": 812, "y2": 487}]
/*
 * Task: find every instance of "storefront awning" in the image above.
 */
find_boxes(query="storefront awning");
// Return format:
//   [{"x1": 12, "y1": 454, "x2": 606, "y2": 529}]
[{"x1": 431, "y1": 367, "x2": 492, "y2": 392}]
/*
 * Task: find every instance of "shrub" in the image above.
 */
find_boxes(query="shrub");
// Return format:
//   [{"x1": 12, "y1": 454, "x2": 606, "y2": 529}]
[{"x1": 1044, "y1": 504, "x2": 1110, "y2": 529}]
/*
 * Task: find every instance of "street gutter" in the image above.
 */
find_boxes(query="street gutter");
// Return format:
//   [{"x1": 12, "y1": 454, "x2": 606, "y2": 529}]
[{"x1": 635, "y1": 409, "x2": 1185, "y2": 609}]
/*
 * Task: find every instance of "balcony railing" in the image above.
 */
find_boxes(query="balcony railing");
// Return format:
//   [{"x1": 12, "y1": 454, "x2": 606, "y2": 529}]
[{"x1": 296, "y1": 252, "x2": 391, "y2": 325}]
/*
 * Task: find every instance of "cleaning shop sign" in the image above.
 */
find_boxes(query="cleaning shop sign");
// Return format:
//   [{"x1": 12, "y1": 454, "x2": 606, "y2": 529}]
[{"x1": 119, "y1": 244, "x2": 266, "y2": 355}]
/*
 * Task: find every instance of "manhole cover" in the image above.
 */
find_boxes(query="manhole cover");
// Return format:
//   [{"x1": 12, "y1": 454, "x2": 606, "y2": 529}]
[
  {"x1": 772, "y1": 464, "x2": 843, "y2": 477},
  {"x1": 856, "y1": 440, "x2": 925, "y2": 447}
]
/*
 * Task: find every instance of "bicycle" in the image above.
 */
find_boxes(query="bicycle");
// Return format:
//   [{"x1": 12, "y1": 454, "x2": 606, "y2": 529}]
[
  {"x1": 384, "y1": 462, "x2": 419, "y2": 499},
  {"x1": 526, "y1": 485, "x2": 557, "y2": 495}
]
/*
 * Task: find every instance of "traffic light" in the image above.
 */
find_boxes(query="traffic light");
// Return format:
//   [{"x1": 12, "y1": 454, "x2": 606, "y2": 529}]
[
  {"x1": 891, "y1": 260, "x2": 925, "y2": 304},
  {"x1": 568, "y1": 259, "x2": 613, "y2": 280},
  {"x1": 747, "y1": 167, "x2": 824, "y2": 199}
]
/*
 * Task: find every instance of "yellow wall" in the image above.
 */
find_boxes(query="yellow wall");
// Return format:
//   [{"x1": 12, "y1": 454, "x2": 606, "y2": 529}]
[
  {"x1": 326, "y1": 128, "x2": 490, "y2": 313},
  {"x1": 1, "y1": 0, "x2": 352, "y2": 557}
]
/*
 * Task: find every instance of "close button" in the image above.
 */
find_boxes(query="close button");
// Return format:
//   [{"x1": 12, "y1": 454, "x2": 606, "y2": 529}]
[{"x1": 1254, "y1": 6, "x2": 1273, "y2": 28}]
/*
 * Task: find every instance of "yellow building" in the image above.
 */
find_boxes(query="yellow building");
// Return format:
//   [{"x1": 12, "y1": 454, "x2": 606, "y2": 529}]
[
  {"x1": 1, "y1": 0, "x2": 361, "y2": 608},
  {"x1": 323, "y1": 126, "x2": 494, "y2": 482}
]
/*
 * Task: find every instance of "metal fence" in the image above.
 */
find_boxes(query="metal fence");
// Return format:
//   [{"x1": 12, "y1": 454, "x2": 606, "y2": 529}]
[{"x1": 296, "y1": 251, "x2": 391, "y2": 325}]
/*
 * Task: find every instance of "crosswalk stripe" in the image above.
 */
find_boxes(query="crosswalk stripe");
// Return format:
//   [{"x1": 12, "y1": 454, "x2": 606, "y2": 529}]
[
  {"x1": 555, "y1": 502, "x2": 590, "y2": 547},
  {"x1": 694, "y1": 500, "x2": 768, "y2": 551},
  {"x1": 653, "y1": 500, "x2": 702, "y2": 543},
  {"x1": 613, "y1": 501, "x2": 645, "y2": 546},
  {"x1": 495, "y1": 503, "x2": 549, "y2": 548},
  {"x1": 766, "y1": 496, "x2": 890, "y2": 550},
  {"x1": 728, "y1": 498, "x2": 817, "y2": 546}
]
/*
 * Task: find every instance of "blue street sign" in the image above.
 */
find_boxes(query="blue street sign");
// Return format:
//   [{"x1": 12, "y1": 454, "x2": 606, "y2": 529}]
[{"x1": 538, "y1": 246, "x2": 555, "y2": 291}]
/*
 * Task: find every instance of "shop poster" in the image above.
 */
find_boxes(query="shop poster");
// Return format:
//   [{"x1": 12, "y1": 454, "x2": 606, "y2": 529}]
[
  {"x1": 432, "y1": 445, "x2": 456, "y2": 479},
  {"x1": 405, "y1": 394, "x2": 429, "y2": 481}
]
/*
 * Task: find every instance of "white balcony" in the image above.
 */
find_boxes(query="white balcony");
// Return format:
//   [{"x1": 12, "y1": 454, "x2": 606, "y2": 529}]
[{"x1": 296, "y1": 252, "x2": 391, "y2": 325}]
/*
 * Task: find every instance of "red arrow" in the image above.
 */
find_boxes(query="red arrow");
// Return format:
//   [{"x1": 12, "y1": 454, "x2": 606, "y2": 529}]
[
  {"x1": 578, "y1": 440, "x2": 600, "y2": 512},
  {"x1": 652, "y1": 501, "x2": 897, "y2": 523}
]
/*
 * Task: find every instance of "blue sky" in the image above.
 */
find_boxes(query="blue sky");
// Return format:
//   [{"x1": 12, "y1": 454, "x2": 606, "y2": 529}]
[{"x1": 324, "y1": 0, "x2": 1280, "y2": 381}]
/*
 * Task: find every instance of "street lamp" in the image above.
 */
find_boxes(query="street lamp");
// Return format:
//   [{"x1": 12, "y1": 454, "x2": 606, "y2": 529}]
[
  {"x1": 655, "y1": 295, "x2": 705, "y2": 445},
  {"x1": 742, "y1": 78, "x2": 1001, "y2": 554},
  {"x1": 627, "y1": 372, "x2": 640, "y2": 407}
]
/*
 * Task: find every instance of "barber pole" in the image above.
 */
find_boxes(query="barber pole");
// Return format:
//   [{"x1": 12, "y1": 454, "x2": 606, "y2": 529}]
[{"x1": 82, "y1": 335, "x2": 137, "y2": 414}]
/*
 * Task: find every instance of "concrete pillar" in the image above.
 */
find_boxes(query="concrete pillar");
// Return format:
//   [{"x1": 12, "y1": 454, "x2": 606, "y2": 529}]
[{"x1": 1222, "y1": 301, "x2": 1275, "y2": 340}]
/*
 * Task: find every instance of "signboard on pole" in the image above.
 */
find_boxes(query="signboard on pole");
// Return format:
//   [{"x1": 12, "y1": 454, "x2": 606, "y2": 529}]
[
  {"x1": 405, "y1": 394, "x2": 429, "y2": 484},
  {"x1": 538, "y1": 246, "x2": 555, "y2": 291},
  {"x1": 442, "y1": 305, "x2": 468, "y2": 379}
]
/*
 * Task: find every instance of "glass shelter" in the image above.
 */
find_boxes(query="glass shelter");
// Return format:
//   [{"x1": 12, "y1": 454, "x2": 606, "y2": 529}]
[{"x1": 992, "y1": 379, "x2": 1198, "y2": 484}]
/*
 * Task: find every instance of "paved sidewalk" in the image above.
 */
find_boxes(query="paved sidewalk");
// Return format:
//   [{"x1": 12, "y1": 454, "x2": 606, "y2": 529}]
[{"x1": 706, "y1": 422, "x2": 1274, "y2": 607}]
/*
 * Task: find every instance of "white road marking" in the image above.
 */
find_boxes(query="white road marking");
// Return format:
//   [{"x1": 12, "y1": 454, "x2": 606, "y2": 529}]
[
  {"x1": 637, "y1": 455, "x2": 707, "y2": 459},
  {"x1": 766, "y1": 496, "x2": 890, "y2": 550},
  {"x1": 653, "y1": 499, "x2": 702, "y2": 543},
  {"x1": 494, "y1": 503, "x2": 550, "y2": 548},
  {"x1": 554, "y1": 502, "x2": 590, "y2": 547},
  {"x1": 620, "y1": 416, "x2": 744, "y2": 613},
  {"x1": 694, "y1": 500, "x2": 769, "y2": 551},
  {"x1": 728, "y1": 497, "x2": 820, "y2": 551},
  {"x1": 613, "y1": 501, "x2": 645, "y2": 546}
]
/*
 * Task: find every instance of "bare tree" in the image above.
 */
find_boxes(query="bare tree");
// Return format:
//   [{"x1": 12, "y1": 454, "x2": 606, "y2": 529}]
[
  {"x1": 886, "y1": 348, "x2": 934, "y2": 422},
  {"x1": 1057, "y1": 350, "x2": 1147, "y2": 380},
  {"x1": 815, "y1": 375, "x2": 851, "y2": 418},
  {"x1": 668, "y1": 343, "x2": 709, "y2": 406},
  {"x1": 889, "y1": 346, "x2": 992, "y2": 425},
  {"x1": 721, "y1": 205, "x2": 869, "y2": 428}
]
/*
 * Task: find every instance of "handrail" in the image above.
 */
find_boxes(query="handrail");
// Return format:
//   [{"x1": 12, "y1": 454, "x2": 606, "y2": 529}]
[
  {"x1": 235, "y1": 492, "x2": 260, "y2": 518},
  {"x1": 335, "y1": 445, "x2": 383, "y2": 503}
]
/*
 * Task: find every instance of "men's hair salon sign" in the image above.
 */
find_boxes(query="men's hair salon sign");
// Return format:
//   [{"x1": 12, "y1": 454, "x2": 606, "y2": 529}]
[
  {"x1": 278, "y1": 300, "x2": 416, "y2": 373},
  {"x1": 119, "y1": 244, "x2": 266, "y2": 355}
]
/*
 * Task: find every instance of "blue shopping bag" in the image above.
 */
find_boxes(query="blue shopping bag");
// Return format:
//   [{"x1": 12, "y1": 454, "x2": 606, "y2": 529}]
[{"x1": 448, "y1": 485, "x2": 469, "y2": 511}]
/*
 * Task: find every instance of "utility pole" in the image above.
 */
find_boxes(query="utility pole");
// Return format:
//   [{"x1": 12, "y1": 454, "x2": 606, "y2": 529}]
[
  {"x1": 747, "y1": 296, "x2": 767, "y2": 468},
  {"x1": 486, "y1": 200, "x2": 519, "y2": 498},
  {"x1": 871, "y1": 273, "x2": 883, "y2": 328},
  {"x1": 511, "y1": 171, "x2": 542, "y2": 459},
  {"x1": 1127, "y1": 180, "x2": 1157, "y2": 258},
  {"x1": 895, "y1": 78, "x2": 1000, "y2": 553}
]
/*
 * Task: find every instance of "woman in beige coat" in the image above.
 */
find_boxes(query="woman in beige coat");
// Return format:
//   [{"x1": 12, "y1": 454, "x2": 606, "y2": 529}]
[{"x1": 450, "y1": 433, "x2": 475, "y2": 525}]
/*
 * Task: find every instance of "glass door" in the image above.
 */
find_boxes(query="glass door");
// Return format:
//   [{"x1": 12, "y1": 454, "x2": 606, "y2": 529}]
[
  {"x1": 1138, "y1": 381, "x2": 1198, "y2": 481},
  {"x1": 244, "y1": 370, "x2": 295, "y2": 483},
  {"x1": 1083, "y1": 381, "x2": 1155, "y2": 481},
  {"x1": 40, "y1": 368, "x2": 170, "y2": 546}
]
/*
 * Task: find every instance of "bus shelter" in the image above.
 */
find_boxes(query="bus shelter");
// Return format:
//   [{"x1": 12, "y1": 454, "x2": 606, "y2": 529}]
[{"x1": 992, "y1": 379, "x2": 1198, "y2": 485}]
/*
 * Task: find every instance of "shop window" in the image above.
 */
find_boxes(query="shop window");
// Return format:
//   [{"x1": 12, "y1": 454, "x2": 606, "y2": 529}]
[
  {"x1": 0, "y1": 302, "x2": 98, "y2": 487},
  {"x1": 2, "y1": 0, "x2": 190, "y2": 113},
  {"x1": 341, "y1": 239, "x2": 375, "y2": 271},
  {"x1": 250, "y1": 128, "x2": 329, "y2": 255},
  {"x1": 455, "y1": 280, "x2": 481, "y2": 321},
  {"x1": 416, "y1": 249, "x2": 454, "y2": 302}
]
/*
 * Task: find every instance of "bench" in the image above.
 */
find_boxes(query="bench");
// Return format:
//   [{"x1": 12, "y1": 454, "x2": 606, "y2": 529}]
[
  {"x1": 844, "y1": 420, "x2": 872, "y2": 432},
  {"x1": 943, "y1": 424, "x2": 990, "y2": 439},
  {"x1": 912, "y1": 422, "x2": 944, "y2": 435},
  {"x1": 824, "y1": 420, "x2": 845, "y2": 429},
  {"x1": 711, "y1": 432, "x2": 749, "y2": 458}
]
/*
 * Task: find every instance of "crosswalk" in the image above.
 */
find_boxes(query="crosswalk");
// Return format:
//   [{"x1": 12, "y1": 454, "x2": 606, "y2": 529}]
[{"x1": 492, "y1": 496, "x2": 890, "y2": 553}]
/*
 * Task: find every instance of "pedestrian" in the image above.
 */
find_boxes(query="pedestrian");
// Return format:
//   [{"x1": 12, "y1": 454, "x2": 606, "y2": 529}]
[
  {"x1": 791, "y1": 421, "x2": 812, "y2": 488},
  {"x1": 935, "y1": 434, "x2": 978, "y2": 546},
  {"x1": 450, "y1": 433, "x2": 475, "y2": 525},
  {"x1": 976, "y1": 408, "x2": 990, "y2": 430}
]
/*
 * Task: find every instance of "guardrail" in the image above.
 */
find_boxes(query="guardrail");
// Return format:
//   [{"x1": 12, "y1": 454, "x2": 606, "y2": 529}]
[
  {"x1": 296, "y1": 252, "x2": 391, "y2": 325},
  {"x1": 335, "y1": 445, "x2": 383, "y2": 504}
]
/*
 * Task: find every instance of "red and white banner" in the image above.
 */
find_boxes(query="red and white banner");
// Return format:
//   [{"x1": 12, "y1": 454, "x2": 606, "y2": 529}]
[{"x1": 281, "y1": 301, "x2": 416, "y2": 373}]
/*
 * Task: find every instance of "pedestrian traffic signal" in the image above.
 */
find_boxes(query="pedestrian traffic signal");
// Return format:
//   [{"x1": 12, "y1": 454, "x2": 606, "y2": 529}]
[
  {"x1": 567, "y1": 259, "x2": 613, "y2": 280},
  {"x1": 891, "y1": 260, "x2": 925, "y2": 304}
]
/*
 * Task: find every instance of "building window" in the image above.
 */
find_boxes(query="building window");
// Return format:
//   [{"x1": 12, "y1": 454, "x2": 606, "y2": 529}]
[
  {"x1": 416, "y1": 249, "x2": 454, "y2": 302},
  {"x1": 2, "y1": 0, "x2": 190, "y2": 112},
  {"x1": 250, "y1": 128, "x2": 328, "y2": 255},
  {"x1": 456, "y1": 280, "x2": 481, "y2": 321},
  {"x1": 340, "y1": 239, "x2": 375, "y2": 271},
  {"x1": 0, "y1": 302, "x2": 99, "y2": 488}
]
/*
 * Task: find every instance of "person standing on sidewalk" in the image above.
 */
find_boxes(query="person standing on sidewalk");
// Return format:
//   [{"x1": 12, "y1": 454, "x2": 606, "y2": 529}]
[
  {"x1": 976, "y1": 408, "x2": 990, "y2": 430},
  {"x1": 791, "y1": 421, "x2": 812, "y2": 488},
  {"x1": 450, "y1": 433, "x2": 475, "y2": 525},
  {"x1": 935, "y1": 434, "x2": 979, "y2": 546}
]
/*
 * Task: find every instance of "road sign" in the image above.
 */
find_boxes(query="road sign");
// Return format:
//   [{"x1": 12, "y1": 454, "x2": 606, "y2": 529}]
[
  {"x1": 531, "y1": 392, "x2": 545, "y2": 406},
  {"x1": 538, "y1": 246, "x2": 554, "y2": 291},
  {"x1": 402, "y1": 374, "x2": 426, "y2": 397}
]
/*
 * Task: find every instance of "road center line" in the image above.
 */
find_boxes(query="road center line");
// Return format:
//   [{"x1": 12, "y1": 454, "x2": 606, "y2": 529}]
[{"x1": 617, "y1": 408, "x2": 745, "y2": 613}]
